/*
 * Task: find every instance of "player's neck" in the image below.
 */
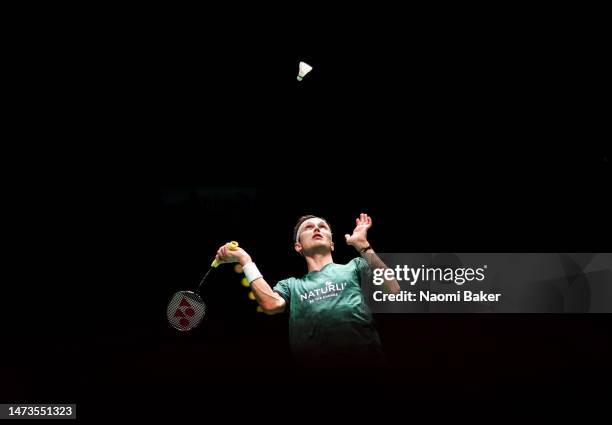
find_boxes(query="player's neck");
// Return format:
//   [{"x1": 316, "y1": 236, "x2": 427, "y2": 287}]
[{"x1": 305, "y1": 252, "x2": 334, "y2": 273}]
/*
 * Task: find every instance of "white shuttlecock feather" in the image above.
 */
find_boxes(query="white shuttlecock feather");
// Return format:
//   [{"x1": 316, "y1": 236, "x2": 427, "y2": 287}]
[{"x1": 297, "y1": 61, "x2": 313, "y2": 81}]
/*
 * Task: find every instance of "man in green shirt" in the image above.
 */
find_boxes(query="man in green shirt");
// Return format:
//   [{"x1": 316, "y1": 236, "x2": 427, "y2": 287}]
[{"x1": 215, "y1": 213, "x2": 399, "y2": 368}]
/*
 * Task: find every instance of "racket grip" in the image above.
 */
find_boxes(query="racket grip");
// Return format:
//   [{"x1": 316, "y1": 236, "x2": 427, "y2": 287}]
[{"x1": 211, "y1": 241, "x2": 239, "y2": 268}]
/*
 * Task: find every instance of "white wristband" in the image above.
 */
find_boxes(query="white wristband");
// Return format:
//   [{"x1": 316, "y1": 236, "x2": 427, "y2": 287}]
[{"x1": 243, "y1": 262, "x2": 263, "y2": 283}]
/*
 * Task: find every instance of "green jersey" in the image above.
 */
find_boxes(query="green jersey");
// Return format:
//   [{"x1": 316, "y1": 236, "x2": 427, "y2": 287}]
[{"x1": 273, "y1": 257, "x2": 385, "y2": 366}]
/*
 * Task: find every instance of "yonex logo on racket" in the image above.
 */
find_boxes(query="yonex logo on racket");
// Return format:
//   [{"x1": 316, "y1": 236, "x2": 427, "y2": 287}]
[
  {"x1": 167, "y1": 291, "x2": 207, "y2": 331},
  {"x1": 173, "y1": 297, "x2": 196, "y2": 328}
]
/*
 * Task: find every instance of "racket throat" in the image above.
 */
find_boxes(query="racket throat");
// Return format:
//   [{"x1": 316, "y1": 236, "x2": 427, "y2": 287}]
[{"x1": 196, "y1": 267, "x2": 214, "y2": 295}]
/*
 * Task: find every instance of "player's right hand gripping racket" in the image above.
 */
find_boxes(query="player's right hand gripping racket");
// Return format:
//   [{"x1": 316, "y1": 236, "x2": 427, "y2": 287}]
[{"x1": 166, "y1": 241, "x2": 239, "y2": 332}]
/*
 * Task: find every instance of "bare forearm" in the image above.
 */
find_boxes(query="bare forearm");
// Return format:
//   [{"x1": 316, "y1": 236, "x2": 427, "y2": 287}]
[
  {"x1": 221, "y1": 251, "x2": 285, "y2": 314},
  {"x1": 345, "y1": 214, "x2": 399, "y2": 293},
  {"x1": 361, "y1": 249, "x2": 401, "y2": 294},
  {"x1": 250, "y1": 277, "x2": 286, "y2": 314}
]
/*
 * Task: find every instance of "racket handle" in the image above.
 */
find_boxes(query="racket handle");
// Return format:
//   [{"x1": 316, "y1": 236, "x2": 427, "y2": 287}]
[{"x1": 211, "y1": 241, "x2": 239, "y2": 268}]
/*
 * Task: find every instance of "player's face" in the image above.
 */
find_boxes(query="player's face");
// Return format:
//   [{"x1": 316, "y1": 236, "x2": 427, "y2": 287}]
[{"x1": 296, "y1": 218, "x2": 333, "y2": 254}]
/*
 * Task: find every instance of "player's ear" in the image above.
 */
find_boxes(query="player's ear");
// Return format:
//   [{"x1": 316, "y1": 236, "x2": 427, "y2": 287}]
[
  {"x1": 330, "y1": 241, "x2": 335, "y2": 251},
  {"x1": 294, "y1": 242, "x2": 303, "y2": 256}
]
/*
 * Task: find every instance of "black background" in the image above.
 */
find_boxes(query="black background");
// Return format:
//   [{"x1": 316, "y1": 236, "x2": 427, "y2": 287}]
[{"x1": 2, "y1": 3, "x2": 610, "y2": 420}]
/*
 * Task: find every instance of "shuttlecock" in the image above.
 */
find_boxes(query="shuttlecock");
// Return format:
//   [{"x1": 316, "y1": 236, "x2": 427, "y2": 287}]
[{"x1": 297, "y1": 61, "x2": 312, "y2": 81}]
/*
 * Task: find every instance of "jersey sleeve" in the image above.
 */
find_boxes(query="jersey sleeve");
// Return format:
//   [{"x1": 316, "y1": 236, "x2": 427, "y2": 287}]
[
  {"x1": 353, "y1": 256, "x2": 373, "y2": 283},
  {"x1": 273, "y1": 278, "x2": 292, "y2": 305}
]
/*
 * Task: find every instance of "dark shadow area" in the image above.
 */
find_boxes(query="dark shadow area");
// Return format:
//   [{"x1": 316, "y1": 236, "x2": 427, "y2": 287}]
[{"x1": 3, "y1": 4, "x2": 610, "y2": 421}]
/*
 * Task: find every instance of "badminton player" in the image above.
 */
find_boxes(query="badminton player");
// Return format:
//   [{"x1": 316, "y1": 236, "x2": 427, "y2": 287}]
[{"x1": 215, "y1": 213, "x2": 399, "y2": 368}]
